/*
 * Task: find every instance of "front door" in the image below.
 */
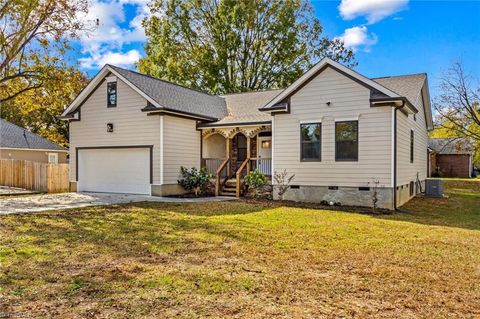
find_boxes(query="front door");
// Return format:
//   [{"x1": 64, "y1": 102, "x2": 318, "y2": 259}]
[{"x1": 236, "y1": 134, "x2": 247, "y2": 162}]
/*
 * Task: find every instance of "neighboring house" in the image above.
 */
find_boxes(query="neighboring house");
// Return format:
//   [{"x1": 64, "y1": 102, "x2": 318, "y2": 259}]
[
  {"x1": 60, "y1": 58, "x2": 433, "y2": 209},
  {"x1": 428, "y1": 138, "x2": 473, "y2": 177},
  {"x1": 0, "y1": 118, "x2": 68, "y2": 164}
]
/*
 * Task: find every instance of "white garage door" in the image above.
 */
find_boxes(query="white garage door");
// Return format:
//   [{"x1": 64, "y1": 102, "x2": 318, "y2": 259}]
[{"x1": 78, "y1": 148, "x2": 150, "y2": 195}]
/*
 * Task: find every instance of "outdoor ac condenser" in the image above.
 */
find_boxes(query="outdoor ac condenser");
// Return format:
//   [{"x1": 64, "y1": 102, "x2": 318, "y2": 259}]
[{"x1": 425, "y1": 179, "x2": 444, "y2": 197}]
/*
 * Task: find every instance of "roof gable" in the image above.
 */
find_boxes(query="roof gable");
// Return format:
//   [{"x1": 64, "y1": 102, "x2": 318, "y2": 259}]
[
  {"x1": 0, "y1": 118, "x2": 66, "y2": 151},
  {"x1": 374, "y1": 73, "x2": 434, "y2": 130},
  {"x1": 260, "y1": 57, "x2": 401, "y2": 111},
  {"x1": 61, "y1": 65, "x2": 227, "y2": 121}
]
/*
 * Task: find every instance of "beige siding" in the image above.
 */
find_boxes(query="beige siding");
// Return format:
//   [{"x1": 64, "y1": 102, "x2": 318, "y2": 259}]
[
  {"x1": 162, "y1": 115, "x2": 201, "y2": 184},
  {"x1": 273, "y1": 66, "x2": 392, "y2": 187},
  {"x1": 69, "y1": 78, "x2": 161, "y2": 183},
  {"x1": 0, "y1": 149, "x2": 68, "y2": 163},
  {"x1": 396, "y1": 86, "x2": 429, "y2": 188}
]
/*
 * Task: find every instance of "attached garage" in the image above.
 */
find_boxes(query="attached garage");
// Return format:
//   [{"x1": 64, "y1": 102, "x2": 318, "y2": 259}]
[{"x1": 77, "y1": 146, "x2": 152, "y2": 195}]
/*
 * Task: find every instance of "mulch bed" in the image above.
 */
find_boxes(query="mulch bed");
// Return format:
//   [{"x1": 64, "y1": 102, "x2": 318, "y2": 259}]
[{"x1": 241, "y1": 197, "x2": 394, "y2": 215}]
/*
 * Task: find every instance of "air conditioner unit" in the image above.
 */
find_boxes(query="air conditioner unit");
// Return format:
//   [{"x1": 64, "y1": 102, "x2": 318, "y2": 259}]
[{"x1": 425, "y1": 179, "x2": 443, "y2": 197}]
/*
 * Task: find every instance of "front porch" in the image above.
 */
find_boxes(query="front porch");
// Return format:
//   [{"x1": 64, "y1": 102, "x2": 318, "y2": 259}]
[{"x1": 200, "y1": 124, "x2": 272, "y2": 197}]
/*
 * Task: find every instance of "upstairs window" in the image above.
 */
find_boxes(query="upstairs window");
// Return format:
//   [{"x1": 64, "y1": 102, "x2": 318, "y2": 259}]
[
  {"x1": 335, "y1": 121, "x2": 358, "y2": 161},
  {"x1": 300, "y1": 123, "x2": 321, "y2": 161},
  {"x1": 410, "y1": 130, "x2": 414, "y2": 163},
  {"x1": 107, "y1": 81, "x2": 117, "y2": 107}
]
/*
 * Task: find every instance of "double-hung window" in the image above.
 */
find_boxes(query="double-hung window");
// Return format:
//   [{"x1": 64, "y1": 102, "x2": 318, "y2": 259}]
[
  {"x1": 335, "y1": 121, "x2": 358, "y2": 161},
  {"x1": 300, "y1": 123, "x2": 321, "y2": 161}
]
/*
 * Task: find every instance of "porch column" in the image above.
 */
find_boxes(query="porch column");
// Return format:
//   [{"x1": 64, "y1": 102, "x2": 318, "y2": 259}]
[
  {"x1": 246, "y1": 136, "x2": 251, "y2": 173},
  {"x1": 226, "y1": 137, "x2": 231, "y2": 176}
]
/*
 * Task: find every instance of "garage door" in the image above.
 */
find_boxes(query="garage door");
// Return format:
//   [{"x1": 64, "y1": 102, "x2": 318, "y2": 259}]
[{"x1": 78, "y1": 147, "x2": 151, "y2": 194}]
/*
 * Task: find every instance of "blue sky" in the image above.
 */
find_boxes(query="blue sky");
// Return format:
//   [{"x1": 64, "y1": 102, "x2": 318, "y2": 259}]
[{"x1": 73, "y1": 0, "x2": 480, "y2": 98}]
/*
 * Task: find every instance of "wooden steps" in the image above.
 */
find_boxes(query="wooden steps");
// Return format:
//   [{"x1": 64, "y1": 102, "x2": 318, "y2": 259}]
[{"x1": 220, "y1": 178, "x2": 242, "y2": 197}]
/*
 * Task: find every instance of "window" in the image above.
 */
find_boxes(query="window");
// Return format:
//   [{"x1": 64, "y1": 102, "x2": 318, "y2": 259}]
[
  {"x1": 410, "y1": 130, "x2": 414, "y2": 163},
  {"x1": 409, "y1": 181, "x2": 414, "y2": 196},
  {"x1": 300, "y1": 123, "x2": 321, "y2": 161},
  {"x1": 107, "y1": 81, "x2": 117, "y2": 107},
  {"x1": 261, "y1": 140, "x2": 271, "y2": 149},
  {"x1": 48, "y1": 153, "x2": 58, "y2": 164},
  {"x1": 335, "y1": 121, "x2": 358, "y2": 161}
]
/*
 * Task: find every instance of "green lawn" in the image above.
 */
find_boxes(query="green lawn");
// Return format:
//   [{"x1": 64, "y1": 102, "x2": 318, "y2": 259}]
[{"x1": 1, "y1": 180, "x2": 479, "y2": 318}]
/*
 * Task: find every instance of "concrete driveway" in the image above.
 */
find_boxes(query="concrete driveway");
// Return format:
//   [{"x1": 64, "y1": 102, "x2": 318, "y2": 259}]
[{"x1": 0, "y1": 192, "x2": 236, "y2": 215}]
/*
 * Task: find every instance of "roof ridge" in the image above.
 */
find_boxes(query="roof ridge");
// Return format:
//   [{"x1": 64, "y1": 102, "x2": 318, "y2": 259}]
[
  {"x1": 107, "y1": 64, "x2": 224, "y2": 101},
  {"x1": 220, "y1": 88, "x2": 284, "y2": 97},
  {"x1": 372, "y1": 72, "x2": 427, "y2": 80}
]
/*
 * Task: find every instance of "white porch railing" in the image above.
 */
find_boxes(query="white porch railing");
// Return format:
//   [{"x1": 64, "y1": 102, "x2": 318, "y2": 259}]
[
  {"x1": 251, "y1": 158, "x2": 272, "y2": 176},
  {"x1": 203, "y1": 158, "x2": 227, "y2": 177}
]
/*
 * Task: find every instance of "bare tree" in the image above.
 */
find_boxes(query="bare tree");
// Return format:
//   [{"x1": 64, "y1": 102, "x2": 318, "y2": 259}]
[
  {"x1": 273, "y1": 170, "x2": 295, "y2": 201},
  {"x1": 0, "y1": 0, "x2": 90, "y2": 103},
  {"x1": 433, "y1": 61, "x2": 480, "y2": 142}
]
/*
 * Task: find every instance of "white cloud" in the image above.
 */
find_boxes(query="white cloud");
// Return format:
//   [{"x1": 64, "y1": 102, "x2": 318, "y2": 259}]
[
  {"x1": 335, "y1": 26, "x2": 378, "y2": 52},
  {"x1": 76, "y1": 0, "x2": 150, "y2": 69},
  {"x1": 79, "y1": 49, "x2": 141, "y2": 69},
  {"x1": 339, "y1": 0, "x2": 409, "y2": 24}
]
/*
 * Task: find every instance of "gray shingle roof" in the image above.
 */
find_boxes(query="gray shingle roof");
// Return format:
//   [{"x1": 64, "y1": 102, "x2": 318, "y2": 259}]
[
  {"x1": 105, "y1": 65, "x2": 428, "y2": 127},
  {"x1": 373, "y1": 73, "x2": 426, "y2": 108},
  {"x1": 109, "y1": 65, "x2": 227, "y2": 120},
  {"x1": 199, "y1": 89, "x2": 282, "y2": 127},
  {"x1": 428, "y1": 138, "x2": 473, "y2": 155},
  {"x1": 0, "y1": 118, "x2": 66, "y2": 151}
]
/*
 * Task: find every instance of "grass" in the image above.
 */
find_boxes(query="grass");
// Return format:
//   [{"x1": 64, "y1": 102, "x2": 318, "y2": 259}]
[{"x1": 0, "y1": 180, "x2": 479, "y2": 318}]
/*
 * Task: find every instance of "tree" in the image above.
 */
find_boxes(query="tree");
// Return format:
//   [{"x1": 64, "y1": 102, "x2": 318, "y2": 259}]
[
  {"x1": 433, "y1": 61, "x2": 480, "y2": 142},
  {"x1": 0, "y1": 0, "x2": 89, "y2": 103},
  {"x1": 139, "y1": 0, "x2": 355, "y2": 94},
  {"x1": 0, "y1": 65, "x2": 87, "y2": 146},
  {"x1": 433, "y1": 61, "x2": 480, "y2": 164}
]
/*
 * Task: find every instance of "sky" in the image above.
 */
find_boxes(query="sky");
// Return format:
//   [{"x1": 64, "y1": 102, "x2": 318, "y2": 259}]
[{"x1": 72, "y1": 0, "x2": 480, "y2": 98}]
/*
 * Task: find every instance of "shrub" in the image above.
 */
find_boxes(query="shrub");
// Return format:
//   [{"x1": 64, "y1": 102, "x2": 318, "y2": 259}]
[
  {"x1": 431, "y1": 167, "x2": 443, "y2": 178},
  {"x1": 244, "y1": 169, "x2": 267, "y2": 197},
  {"x1": 177, "y1": 166, "x2": 212, "y2": 196}
]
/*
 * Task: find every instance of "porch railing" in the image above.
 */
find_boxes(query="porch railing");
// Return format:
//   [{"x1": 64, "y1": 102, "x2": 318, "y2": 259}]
[
  {"x1": 250, "y1": 158, "x2": 272, "y2": 176},
  {"x1": 203, "y1": 158, "x2": 227, "y2": 177}
]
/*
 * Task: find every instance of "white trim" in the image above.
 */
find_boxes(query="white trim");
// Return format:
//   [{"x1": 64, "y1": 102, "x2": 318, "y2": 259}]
[
  {"x1": 160, "y1": 115, "x2": 164, "y2": 185},
  {"x1": 271, "y1": 116, "x2": 275, "y2": 179},
  {"x1": 391, "y1": 107, "x2": 395, "y2": 187},
  {"x1": 0, "y1": 147, "x2": 68, "y2": 152},
  {"x1": 262, "y1": 57, "x2": 400, "y2": 110},
  {"x1": 106, "y1": 76, "x2": 117, "y2": 82},
  {"x1": 300, "y1": 119, "x2": 322, "y2": 124}
]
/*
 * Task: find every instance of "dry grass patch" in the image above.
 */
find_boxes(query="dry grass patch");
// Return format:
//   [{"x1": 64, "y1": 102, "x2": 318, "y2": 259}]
[{"x1": 1, "y1": 180, "x2": 479, "y2": 318}]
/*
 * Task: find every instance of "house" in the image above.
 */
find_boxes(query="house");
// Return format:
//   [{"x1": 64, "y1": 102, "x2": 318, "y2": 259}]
[
  {"x1": 428, "y1": 138, "x2": 473, "y2": 177},
  {"x1": 60, "y1": 58, "x2": 433, "y2": 209},
  {"x1": 0, "y1": 118, "x2": 68, "y2": 163}
]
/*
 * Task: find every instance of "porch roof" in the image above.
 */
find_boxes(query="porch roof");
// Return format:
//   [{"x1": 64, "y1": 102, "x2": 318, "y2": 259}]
[{"x1": 197, "y1": 89, "x2": 282, "y2": 128}]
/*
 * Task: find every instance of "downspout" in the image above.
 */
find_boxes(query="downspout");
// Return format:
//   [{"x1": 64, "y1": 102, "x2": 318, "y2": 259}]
[{"x1": 393, "y1": 101, "x2": 405, "y2": 210}]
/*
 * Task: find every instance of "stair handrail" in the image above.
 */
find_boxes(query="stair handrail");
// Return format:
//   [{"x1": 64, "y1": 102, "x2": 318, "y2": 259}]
[
  {"x1": 235, "y1": 157, "x2": 250, "y2": 197},
  {"x1": 215, "y1": 158, "x2": 230, "y2": 196}
]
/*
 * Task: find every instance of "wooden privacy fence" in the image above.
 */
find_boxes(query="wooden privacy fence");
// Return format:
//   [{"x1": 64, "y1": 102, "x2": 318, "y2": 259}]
[{"x1": 0, "y1": 159, "x2": 69, "y2": 193}]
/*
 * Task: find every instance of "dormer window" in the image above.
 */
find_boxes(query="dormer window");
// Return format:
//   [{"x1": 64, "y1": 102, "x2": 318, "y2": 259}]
[{"x1": 107, "y1": 81, "x2": 117, "y2": 107}]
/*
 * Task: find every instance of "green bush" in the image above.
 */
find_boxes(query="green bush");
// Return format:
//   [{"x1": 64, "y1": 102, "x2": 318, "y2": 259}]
[
  {"x1": 244, "y1": 169, "x2": 267, "y2": 197},
  {"x1": 177, "y1": 166, "x2": 212, "y2": 196}
]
